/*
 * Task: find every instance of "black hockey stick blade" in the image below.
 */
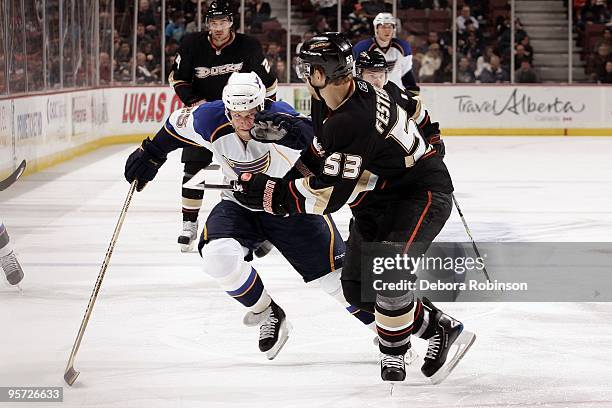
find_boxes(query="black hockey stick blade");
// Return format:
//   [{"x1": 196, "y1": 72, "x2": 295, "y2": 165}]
[
  {"x1": 64, "y1": 366, "x2": 79, "y2": 386},
  {"x1": 0, "y1": 160, "x2": 26, "y2": 191}
]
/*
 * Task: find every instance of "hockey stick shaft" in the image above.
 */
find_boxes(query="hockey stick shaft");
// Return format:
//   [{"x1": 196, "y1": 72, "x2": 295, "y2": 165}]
[
  {"x1": 64, "y1": 180, "x2": 138, "y2": 386},
  {"x1": 451, "y1": 193, "x2": 493, "y2": 284}
]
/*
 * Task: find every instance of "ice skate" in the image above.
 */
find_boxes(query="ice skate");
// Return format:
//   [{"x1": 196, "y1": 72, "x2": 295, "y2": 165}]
[
  {"x1": 178, "y1": 221, "x2": 198, "y2": 252},
  {"x1": 420, "y1": 297, "x2": 476, "y2": 384},
  {"x1": 1, "y1": 250, "x2": 24, "y2": 286},
  {"x1": 373, "y1": 337, "x2": 419, "y2": 365},
  {"x1": 243, "y1": 301, "x2": 291, "y2": 360},
  {"x1": 380, "y1": 353, "x2": 406, "y2": 382}
]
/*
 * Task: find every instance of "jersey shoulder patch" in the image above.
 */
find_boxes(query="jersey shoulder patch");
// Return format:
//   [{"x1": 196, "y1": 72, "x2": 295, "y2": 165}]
[
  {"x1": 193, "y1": 100, "x2": 232, "y2": 142},
  {"x1": 352, "y1": 38, "x2": 375, "y2": 56}
]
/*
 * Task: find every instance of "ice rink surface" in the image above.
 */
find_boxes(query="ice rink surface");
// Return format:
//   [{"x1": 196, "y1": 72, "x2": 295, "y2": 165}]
[{"x1": 1, "y1": 137, "x2": 612, "y2": 408}]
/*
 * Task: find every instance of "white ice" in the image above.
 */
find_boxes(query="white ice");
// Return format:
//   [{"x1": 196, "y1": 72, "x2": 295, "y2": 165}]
[{"x1": 1, "y1": 137, "x2": 612, "y2": 408}]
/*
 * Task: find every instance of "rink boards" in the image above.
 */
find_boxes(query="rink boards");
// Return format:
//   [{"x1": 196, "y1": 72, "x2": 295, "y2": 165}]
[{"x1": 1, "y1": 84, "x2": 611, "y2": 177}]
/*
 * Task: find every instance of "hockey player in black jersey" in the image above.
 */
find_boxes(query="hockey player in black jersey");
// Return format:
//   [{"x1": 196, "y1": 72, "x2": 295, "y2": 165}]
[
  {"x1": 233, "y1": 33, "x2": 475, "y2": 383},
  {"x1": 169, "y1": 1, "x2": 278, "y2": 252}
]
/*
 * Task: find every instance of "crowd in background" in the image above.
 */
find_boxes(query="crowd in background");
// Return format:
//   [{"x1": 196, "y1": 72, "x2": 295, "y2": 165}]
[
  {"x1": 574, "y1": 0, "x2": 612, "y2": 83},
  {"x1": 2, "y1": 0, "x2": 612, "y2": 95}
]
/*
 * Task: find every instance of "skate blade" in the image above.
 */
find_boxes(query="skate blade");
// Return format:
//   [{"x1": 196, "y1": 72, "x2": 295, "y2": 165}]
[
  {"x1": 429, "y1": 330, "x2": 476, "y2": 385},
  {"x1": 179, "y1": 242, "x2": 196, "y2": 253},
  {"x1": 266, "y1": 321, "x2": 292, "y2": 360}
]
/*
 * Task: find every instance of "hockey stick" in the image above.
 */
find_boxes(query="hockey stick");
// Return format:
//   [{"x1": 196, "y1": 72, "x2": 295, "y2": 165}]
[
  {"x1": 0, "y1": 160, "x2": 26, "y2": 191},
  {"x1": 451, "y1": 193, "x2": 493, "y2": 284},
  {"x1": 64, "y1": 180, "x2": 138, "y2": 386}
]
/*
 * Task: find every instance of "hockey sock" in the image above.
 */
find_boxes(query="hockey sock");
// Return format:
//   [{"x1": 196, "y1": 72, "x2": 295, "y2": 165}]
[
  {"x1": 182, "y1": 172, "x2": 204, "y2": 222},
  {"x1": 412, "y1": 297, "x2": 436, "y2": 339},
  {"x1": 225, "y1": 266, "x2": 271, "y2": 313},
  {"x1": 375, "y1": 292, "x2": 416, "y2": 355},
  {"x1": 201, "y1": 238, "x2": 271, "y2": 313}
]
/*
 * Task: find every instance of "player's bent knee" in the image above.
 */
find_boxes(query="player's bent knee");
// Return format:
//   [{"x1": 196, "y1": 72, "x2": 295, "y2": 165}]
[{"x1": 200, "y1": 238, "x2": 248, "y2": 279}]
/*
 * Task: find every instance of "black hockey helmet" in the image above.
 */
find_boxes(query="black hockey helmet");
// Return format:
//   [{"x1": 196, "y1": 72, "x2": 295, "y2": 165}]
[
  {"x1": 206, "y1": 1, "x2": 233, "y2": 23},
  {"x1": 295, "y1": 32, "x2": 354, "y2": 83},
  {"x1": 355, "y1": 50, "x2": 388, "y2": 77}
]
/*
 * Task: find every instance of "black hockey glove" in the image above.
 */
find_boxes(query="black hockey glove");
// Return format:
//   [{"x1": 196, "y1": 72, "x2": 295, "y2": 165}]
[
  {"x1": 233, "y1": 173, "x2": 288, "y2": 215},
  {"x1": 250, "y1": 112, "x2": 313, "y2": 150},
  {"x1": 124, "y1": 138, "x2": 167, "y2": 191}
]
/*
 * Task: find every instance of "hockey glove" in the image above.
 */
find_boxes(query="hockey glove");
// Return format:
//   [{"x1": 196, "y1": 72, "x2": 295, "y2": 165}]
[
  {"x1": 233, "y1": 173, "x2": 288, "y2": 215},
  {"x1": 124, "y1": 138, "x2": 167, "y2": 191},
  {"x1": 250, "y1": 112, "x2": 313, "y2": 150}
]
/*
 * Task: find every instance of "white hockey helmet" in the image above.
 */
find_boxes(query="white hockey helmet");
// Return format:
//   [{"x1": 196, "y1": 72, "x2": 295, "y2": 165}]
[
  {"x1": 373, "y1": 12, "x2": 397, "y2": 32},
  {"x1": 222, "y1": 72, "x2": 266, "y2": 115}
]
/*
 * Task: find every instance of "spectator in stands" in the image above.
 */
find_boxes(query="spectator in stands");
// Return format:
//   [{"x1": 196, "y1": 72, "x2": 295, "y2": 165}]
[
  {"x1": 138, "y1": 0, "x2": 157, "y2": 28},
  {"x1": 462, "y1": 31, "x2": 484, "y2": 62},
  {"x1": 519, "y1": 35, "x2": 534, "y2": 63},
  {"x1": 475, "y1": 45, "x2": 494, "y2": 78},
  {"x1": 116, "y1": 41, "x2": 132, "y2": 64},
  {"x1": 418, "y1": 43, "x2": 442, "y2": 82},
  {"x1": 515, "y1": 43, "x2": 532, "y2": 67},
  {"x1": 347, "y1": 3, "x2": 371, "y2": 40},
  {"x1": 311, "y1": 15, "x2": 331, "y2": 34},
  {"x1": 418, "y1": 31, "x2": 441, "y2": 54},
  {"x1": 599, "y1": 60, "x2": 612, "y2": 83},
  {"x1": 589, "y1": 42, "x2": 610, "y2": 81},
  {"x1": 457, "y1": 56, "x2": 476, "y2": 83},
  {"x1": 265, "y1": 41, "x2": 282, "y2": 67},
  {"x1": 166, "y1": 11, "x2": 187, "y2": 42},
  {"x1": 275, "y1": 59, "x2": 287, "y2": 82},
  {"x1": 247, "y1": 0, "x2": 272, "y2": 31},
  {"x1": 136, "y1": 23, "x2": 154, "y2": 48},
  {"x1": 578, "y1": 0, "x2": 609, "y2": 27},
  {"x1": 457, "y1": 6, "x2": 479, "y2": 34},
  {"x1": 136, "y1": 51, "x2": 159, "y2": 83},
  {"x1": 515, "y1": 58, "x2": 539, "y2": 83},
  {"x1": 593, "y1": 27, "x2": 612, "y2": 52},
  {"x1": 100, "y1": 52, "x2": 112, "y2": 84},
  {"x1": 478, "y1": 55, "x2": 508, "y2": 83}
]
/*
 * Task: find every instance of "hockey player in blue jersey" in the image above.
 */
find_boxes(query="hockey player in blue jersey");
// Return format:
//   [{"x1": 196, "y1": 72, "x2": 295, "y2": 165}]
[
  {"x1": 124, "y1": 72, "x2": 378, "y2": 359},
  {"x1": 352, "y1": 12, "x2": 419, "y2": 94}
]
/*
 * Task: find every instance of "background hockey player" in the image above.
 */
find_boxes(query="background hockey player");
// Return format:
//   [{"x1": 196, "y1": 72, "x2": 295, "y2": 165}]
[
  {"x1": 169, "y1": 0, "x2": 278, "y2": 252},
  {"x1": 233, "y1": 33, "x2": 475, "y2": 383},
  {"x1": 355, "y1": 50, "x2": 445, "y2": 156},
  {"x1": 0, "y1": 220, "x2": 24, "y2": 286},
  {"x1": 125, "y1": 72, "x2": 376, "y2": 359},
  {"x1": 353, "y1": 12, "x2": 419, "y2": 95}
]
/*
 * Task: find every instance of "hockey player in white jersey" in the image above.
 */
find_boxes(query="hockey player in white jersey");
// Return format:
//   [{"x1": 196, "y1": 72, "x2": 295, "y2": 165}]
[
  {"x1": 124, "y1": 72, "x2": 378, "y2": 359},
  {"x1": 353, "y1": 12, "x2": 419, "y2": 95}
]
